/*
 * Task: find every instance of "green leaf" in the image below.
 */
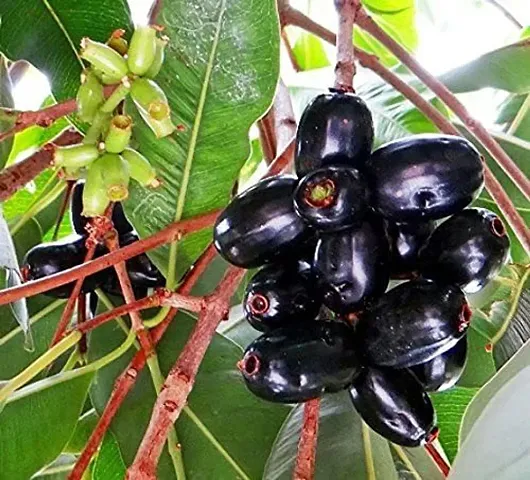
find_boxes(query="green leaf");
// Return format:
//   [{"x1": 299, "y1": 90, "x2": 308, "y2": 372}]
[
  {"x1": 93, "y1": 433, "x2": 127, "y2": 480},
  {"x1": 63, "y1": 409, "x2": 98, "y2": 454},
  {"x1": 0, "y1": 53, "x2": 15, "y2": 168},
  {"x1": 123, "y1": 0, "x2": 280, "y2": 280},
  {"x1": 430, "y1": 387, "x2": 478, "y2": 462},
  {"x1": 457, "y1": 324, "x2": 496, "y2": 388},
  {"x1": 264, "y1": 391, "x2": 444, "y2": 479},
  {"x1": 89, "y1": 312, "x2": 289, "y2": 479},
  {"x1": 291, "y1": 33, "x2": 330, "y2": 71},
  {"x1": 440, "y1": 39, "x2": 530, "y2": 94},
  {"x1": 33, "y1": 454, "x2": 77, "y2": 479},
  {"x1": 0, "y1": 0, "x2": 132, "y2": 101},
  {"x1": 0, "y1": 369, "x2": 94, "y2": 480},
  {"x1": 354, "y1": 1, "x2": 418, "y2": 67},
  {"x1": 452, "y1": 366, "x2": 530, "y2": 479},
  {"x1": 238, "y1": 137, "x2": 265, "y2": 187}
]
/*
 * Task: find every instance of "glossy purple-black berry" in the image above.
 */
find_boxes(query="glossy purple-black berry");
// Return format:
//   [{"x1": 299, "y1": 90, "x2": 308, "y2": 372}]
[
  {"x1": 313, "y1": 218, "x2": 390, "y2": 314},
  {"x1": 357, "y1": 279, "x2": 471, "y2": 368},
  {"x1": 244, "y1": 263, "x2": 320, "y2": 332},
  {"x1": 409, "y1": 337, "x2": 467, "y2": 392},
  {"x1": 71, "y1": 181, "x2": 133, "y2": 236},
  {"x1": 349, "y1": 367, "x2": 437, "y2": 447},
  {"x1": 420, "y1": 208, "x2": 510, "y2": 293},
  {"x1": 295, "y1": 92, "x2": 374, "y2": 177},
  {"x1": 240, "y1": 321, "x2": 360, "y2": 403},
  {"x1": 213, "y1": 176, "x2": 309, "y2": 268},
  {"x1": 387, "y1": 221, "x2": 435, "y2": 279},
  {"x1": 365, "y1": 134, "x2": 484, "y2": 222},
  {"x1": 22, "y1": 235, "x2": 106, "y2": 298},
  {"x1": 293, "y1": 166, "x2": 369, "y2": 232}
]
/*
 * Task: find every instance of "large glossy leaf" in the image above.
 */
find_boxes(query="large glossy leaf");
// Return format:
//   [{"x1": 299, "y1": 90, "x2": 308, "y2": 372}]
[
  {"x1": 440, "y1": 39, "x2": 530, "y2": 94},
  {"x1": 0, "y1": 369, "x2": 94, "y2": 480},
  {"x1": 264, "y1": 391, "x2": 444, "y2": 480},
  {"x1": 123, "y1": 0, "x2": 280, "y2": 280},
  {"x1": 0, "y1": 54, "x2": 14, "y2": 168},
  {"x1": 89, "y1": 311, "x2": 289, "y2": 479},
  {"x1": 0, "y1": 0, "x2": 131, "y2": 101},
  {"x1": 451, "y1": 367, "x2": 530, "y2": 479}
]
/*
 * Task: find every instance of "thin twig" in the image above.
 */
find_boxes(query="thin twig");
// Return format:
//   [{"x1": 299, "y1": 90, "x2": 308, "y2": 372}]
[
  {"x1": 266, "y1": 137, "x2": 295, "y2": 177},
  {"x1": 484, "y1": 0, "x2": 523, "y2": 29},
  {"x1": 425, "y1": 442, "x2": 450, "y2": 477},
  {"x1": 293, "y1": 399, "x2": 320, "y2": 480},
  {"x1": 356, "y1": 8, "x2": 530, "y2": 202},
  {"x1": 126, "y1": 267, "x2": 245, "y2": 479},
  {"x1": 282, "y1": 29, "x2": 302, "y2": 73},
  {"x1": 334, "y1": 0, "x2": 360, "y2": 91},
  {"x1": 69, "y1": 244, "x2": 217, "y2": 480},
  {"x1": 0, "y1": 209, "x2": 221, "y2": 306}
]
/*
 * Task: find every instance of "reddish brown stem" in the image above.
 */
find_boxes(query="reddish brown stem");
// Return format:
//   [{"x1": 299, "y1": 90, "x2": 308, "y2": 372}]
[
  {"x1": 0, "y1": 209, "x2": 220, "y2": 306},
  {"x1": 258, "y1": 115, "x2": 277, "y2": 163},
  {"x1": 52, "y1": 180, "x2": 75, "y2": 241},
  {"x1": 0, "y1": 129, "x2": 82, "y2": 202},
  {"x1": 148, "y1": 0, "x2": 163, "y2": 25},
  {"x1": 105, "y1": 231, "x2": 154, "y2": 355},
  {"x1": 425, "y1": 442, "x2": 450, "y2": 477},
  {"x1": 77, "y1": 294, "x2": 88, "y2": 355},
  {"x1": 266, "y1": 137, "x2": 296, "y2": 177},
  {"x1": 126, "y1": 267, "x2": 245, "y2": 479},
  {"x1": 281, "y1": 7, "x2": 530, "y2": 256},
  {"x1": 69, "y1": 244, "x2": 217, "y2": 480},
  {"x1": 293, "y1": 399, "x2": 320, "y2": 480},
  {"x1": 356, "y1": 9, "x2": 530, "y2": 202},
  {"x1": 334, "y1": 0, "x2": 360, "y2": 91}
]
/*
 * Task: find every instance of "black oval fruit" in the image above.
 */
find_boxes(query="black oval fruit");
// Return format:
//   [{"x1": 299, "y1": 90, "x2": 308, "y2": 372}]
[
  {"x1": 293, "y1": 166, "x2": 369, "y2": 232},
  {"x1": 244, "y1": 263, "x2": 320, "y2": 332},
  {"x1": 349, "y1": 367, "x2": 437, "y2": 447},
  {"x1": 213, "y1": 176, "x2": 309, "y2": 268},
  {"x1": 356, "y1": 279, "x2": 471, "y2": 368},
  {"x1": 22, "y1": 235, "x2": 105, "y2": 298},
  {"x1": 409, "y1": 337, "x2": 467, "y2": 392},
  {"x1": 71, "y1": 181, "x2": 133, "y2": 235},
  {"x1": 420, "y1": 208, "x2": 510, "y2": 293},
  {"x1": 365, "y1": 134, "x2": 484, "y2": 222},
  {"x1": 295, "y1": 92, "x2": 374, "y2": 177},
  {"x1": 313, "y1": 218, "x2": 390, "y2": 314},
  {"x1": 387, "y1": 220, "x2": 435, "y2": 279},
  {"x1": 240, "y1": 321, "x2": 360, "y2": 403}
]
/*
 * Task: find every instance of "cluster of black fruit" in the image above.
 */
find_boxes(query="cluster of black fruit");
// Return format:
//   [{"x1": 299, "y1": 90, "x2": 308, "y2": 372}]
[
  {"x1": 22, "y1": 182, "x2": 165, "y2": 301},
  {"x1": 213, "y1": 90, "x2": 510, "y2": 447}
]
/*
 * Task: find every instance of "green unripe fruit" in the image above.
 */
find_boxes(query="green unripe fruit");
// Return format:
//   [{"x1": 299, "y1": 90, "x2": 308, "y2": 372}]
[
  {"x1": 76, "y1": 71, "x2": 104, "y2": 122},
  {"x1": 104, "y1": 115, "x2": 133, "y2": 153},
  {"x1": 130, "y1": 78, "x2": 175, "y2": 138},
  {"x1": 98, "y1": 153, "x2": 130, "y2": 201},
  {"x1": 83, "y1": 161, "x2": 110, "y2": 217},
  {"x1": 144, "y1": 36, "x2": 168, "y2": 79},
  {"x1": 127, "y1": 26, "x2": 157, "y2": 75},
  {"x1": 83, "y1": 110, "x2": 112, "y2": 145},
  {"x1": 54, "y1": 144, "x2": 100, "y2": 169},
  {"x1": 80, "y1": 38, "x2": 128, "y2": 83},
  {"x1": 122, "y1": 148, "x2": 159, "y2": 188}
]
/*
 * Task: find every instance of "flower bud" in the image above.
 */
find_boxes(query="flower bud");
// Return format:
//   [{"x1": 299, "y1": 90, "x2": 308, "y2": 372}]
[
  {"x1": 54, "y1": 144, "x2": 100, "y2": 169},
  {"x1": 98, "y1": 153, "x2": 130, "y2": 201},
  {"x1": 83, "y1": 160, "x2": 110, "y2": 217},
  {"x1": 104, "y1": 115, "x2": 133, "y2": 153},
  {"x1": 76, "y1": 71, "x2": 104, "y2": 122},
  {"x1": 144, "y1": 36, "x2": 168, "y2": 78},
  {"x1": 122, "y1": 148, "x2": 159, "y2": 187},
  {"x1": 127, "y1": 26, "x2": 157, "y2": 76},
  {"x1": 80, "y1": 38, "x2": 128, "y2": 83}
]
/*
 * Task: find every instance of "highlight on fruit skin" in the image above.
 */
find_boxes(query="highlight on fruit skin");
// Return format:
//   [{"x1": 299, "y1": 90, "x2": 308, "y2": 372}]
[
  {"x1": 121, "y1": 148, "x2": 159, "y2": 188},
  {"x1": 80, "y1": 37, "x2": 128, "y2": 83},
  {"x1": 104, "y1": 115, "x2": 133, "y2": 154},
  {"x1": 53, "y1": 144, "x2": 100, "y2": 169},
  {"x1": 76, "y1": 70, "x2": 104, "y2": 123},
  {"x1": 127, "y1": 25, "x2": 158, "y2": 76}
]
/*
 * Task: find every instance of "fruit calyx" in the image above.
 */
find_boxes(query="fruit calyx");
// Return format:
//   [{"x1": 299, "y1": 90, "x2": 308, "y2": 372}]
[
  {"x1": 490, "y1": 217, "x2": 506, "y2": 237},
  {"x1": 458, "y1": 303, "x2": 472, "y2": 333},
  {"x1": 247, "y1": 293, "x2": 270, "y2": 315},
  {"x1": 303, "y1": 178, "x2": 336, "y2": 208},
  {"x1": 239, "y1": 353, "x2": 261, "y2": 377}
]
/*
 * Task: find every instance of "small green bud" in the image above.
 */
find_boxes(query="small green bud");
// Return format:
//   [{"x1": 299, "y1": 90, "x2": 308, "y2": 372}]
[
  {"x1": 127, "y1": 26, "x2": 157, "y2": 76},
  {"x1": 54, "y1": 144, "x2": 100, "y2": 169},
  {"x1": 76, "y1": 71, "x2": 104, "y2": 122},
  {"x1": 104, "y1": 115, "x2": 133, "y2": 153},
  {"x1": 83, "y1": 160, "x2": 110, "y2": 217},
  {"x1": 98, "y1": 153, "x2": 130, "y2": 201},
  {"x1": 80, "y1": 38, "x2": 128, "y2": 83},
  {"x1": 144, "y1": 36, "x2": 168, "y2": 79},
  {"x1": 130, "y1": 78, "x2": 175, "y2": 138},
  {"x1": 108, "y1": 37, "x2": 129, "y2": 56},
  {"x1": 122, "y1": 148, "x2": 159, "y2": 188},
  {"x1": 83, "y1": 110, "x2": 112, "y2": 145}
]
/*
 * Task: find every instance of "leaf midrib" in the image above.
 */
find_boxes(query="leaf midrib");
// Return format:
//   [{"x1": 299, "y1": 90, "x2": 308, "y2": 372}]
[{"x1": 40, "y1": 0, "x2": 84, "y2": 69}]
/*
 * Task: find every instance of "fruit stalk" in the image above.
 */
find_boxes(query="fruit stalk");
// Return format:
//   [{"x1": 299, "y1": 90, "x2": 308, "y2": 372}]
[
  {"x1": 334, "y1": 0, "x2": 360, "y2": 91},
  {"x1": 356, "y1": 8, "x2": 530, "y2": 202},
  {"x1": 280, "y1": 8, "x2": 530, "y2": 255},
  {"x1": 425, "y1": 442, "x2": 450, "y2": 477},
  {"x1": 0, "y1": 209, "x2": 221, "y2": 306},
  {"x1": 293, "y1": 399, "x2": 320, "y2": 480},
  {"x1": 0, "y1": 129, "x2": 81, "y2": 202},
  {"x1": 69, "y1": 244, "x2": 217, "y2": 480},
  {"x1": 126, "y1": 266, "x2": 245, "y2": 479}
]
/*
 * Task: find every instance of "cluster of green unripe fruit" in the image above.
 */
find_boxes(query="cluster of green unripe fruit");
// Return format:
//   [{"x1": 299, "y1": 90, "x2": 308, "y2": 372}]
[{"x1": 53, "y1": 26, "x2": 175, "y2": 217}]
